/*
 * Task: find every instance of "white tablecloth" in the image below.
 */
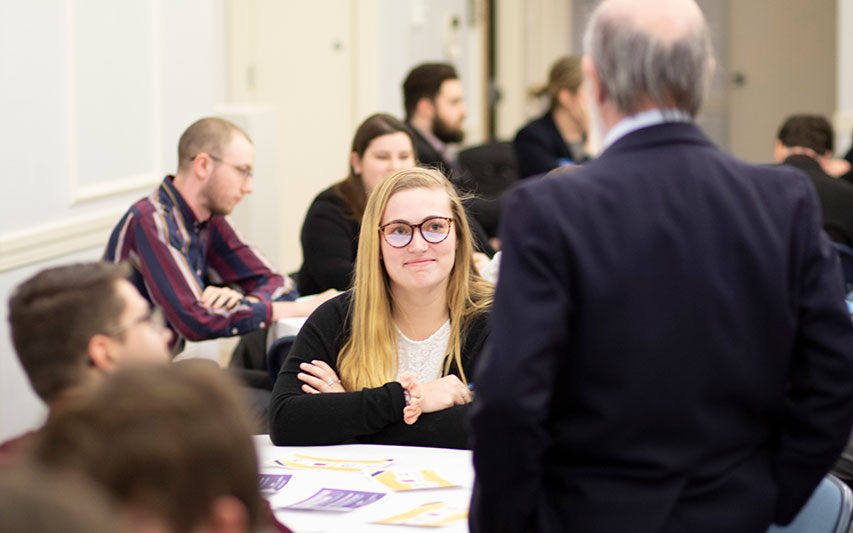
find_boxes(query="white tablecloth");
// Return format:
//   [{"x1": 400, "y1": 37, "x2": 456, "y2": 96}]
[
  {"x1": 254, "y1": 436, "x2": 473, "y2": 533},
  {"x1": 266, "y1": 317, "x2": 308, "y2": 351}
]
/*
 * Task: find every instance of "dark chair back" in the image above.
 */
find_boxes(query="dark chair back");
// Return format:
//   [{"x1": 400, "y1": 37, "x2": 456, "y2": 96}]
[
  {"x1": 266, "y1": 335, "x2": 296, "y2": 384},
  {"x1": 457, "y1": 141, "x2": 520, "y2": 238}
]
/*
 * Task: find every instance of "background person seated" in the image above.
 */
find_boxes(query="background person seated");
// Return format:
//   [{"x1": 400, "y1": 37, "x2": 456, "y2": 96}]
[
  {"x1": 402, "y1": 63, "x2": 466, "y2": 175},
  {"x1": 298, "y1": 113, "x2": 416, "y2": 295},
  {"x1": 775, "y1": 114, "x2": 853, "y2": 246},
  {"x1": 2, "y1": 262, "x2": 171, "y2": 462},
  {"x1": 32, "y1": 361, "x2": 291, "y2": 533},
  {"x1": 270, "y1": 167, "x2": 493, "y2": 449},
  {"x1": 514, "y1": 56, "x2": 590, "y2": 179},
  {"x1": 402, "y1": 62, "x2": 496, "y2": 259},
  {"x1": 103, "y1": 117, "x2": 334, "y2": 353}
]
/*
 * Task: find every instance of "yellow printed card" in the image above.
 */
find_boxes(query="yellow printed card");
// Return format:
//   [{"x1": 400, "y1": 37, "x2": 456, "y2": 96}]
[
  {"x1": 366, "y1": 467, "x2": 458, "y2": 491},
  {"x1": 372, "y1": 501, "x2": 468, "y2": 527},
  {"x1": 271, "y1": 453, "x2": 393, "y2": 472}
]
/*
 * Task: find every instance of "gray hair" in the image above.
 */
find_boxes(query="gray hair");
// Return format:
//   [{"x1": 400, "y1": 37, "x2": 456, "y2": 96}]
[{"x1": 582, "y1": 3, "x2": 714, "y2": 118}]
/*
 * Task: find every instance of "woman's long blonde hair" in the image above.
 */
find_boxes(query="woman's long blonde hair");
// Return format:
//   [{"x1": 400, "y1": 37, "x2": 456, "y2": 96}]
[{"x1": 337, "y1": 167, "x2": 493, "y2": 391}]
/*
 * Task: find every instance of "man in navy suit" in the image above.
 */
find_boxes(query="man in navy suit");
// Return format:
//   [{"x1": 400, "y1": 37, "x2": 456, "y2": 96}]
[{"x1": 469, "y1": 1, "x2": 853, "y2": 532}]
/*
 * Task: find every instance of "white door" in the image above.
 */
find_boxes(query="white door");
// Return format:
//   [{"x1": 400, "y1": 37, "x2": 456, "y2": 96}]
[{"x1": 727, "y1": 0, "x2": 836, "y2": 163}]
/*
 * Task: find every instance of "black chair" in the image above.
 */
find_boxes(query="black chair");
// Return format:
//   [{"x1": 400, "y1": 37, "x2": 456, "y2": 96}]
[
  {"x1": 457, "y1": 141, "x2": 520, "y2": 238},
  {"x1": 229, "y1": 327, "x2": 274, "y2": 389},
  {"x1": 266, "y1": 335, "x2": 296, "y2": 384}
]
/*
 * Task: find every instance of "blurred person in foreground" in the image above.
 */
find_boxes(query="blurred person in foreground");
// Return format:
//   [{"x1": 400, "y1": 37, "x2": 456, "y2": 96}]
[
  {"x1": 0, "y1": 464, "x2": 126, "y2": 533},
  {"x1": 33, "y1": 361, "x2": 292, "y2": 533},
  {"x1": 2, "y1": 262, "x2": 171, "y2": 461},
  {"x1": 469, "y1": 0, "x2": 853, "y2": 531}
]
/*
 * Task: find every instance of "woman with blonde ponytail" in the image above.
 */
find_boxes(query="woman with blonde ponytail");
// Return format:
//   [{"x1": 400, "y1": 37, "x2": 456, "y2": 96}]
[
  {"x1": 270, "y1": 167, "x2": 492, "y2": 448},
  {"x1": 514, "y1": 55, "x2": 591, "y2": 178}
]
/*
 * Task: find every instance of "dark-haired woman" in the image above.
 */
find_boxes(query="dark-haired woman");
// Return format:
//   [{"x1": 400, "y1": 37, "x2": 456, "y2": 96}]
[{"x1": 298, "y1": 114, "x2": 416, "y2": 294}]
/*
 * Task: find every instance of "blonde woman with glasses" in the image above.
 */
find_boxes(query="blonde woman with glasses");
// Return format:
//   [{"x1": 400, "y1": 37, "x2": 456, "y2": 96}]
[{"x1": 270, "y1": 167, "x2": 493, "y2": 448}]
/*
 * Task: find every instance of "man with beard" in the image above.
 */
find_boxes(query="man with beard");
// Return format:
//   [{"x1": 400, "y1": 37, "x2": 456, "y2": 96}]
[
  {"x1": 104, "y1": 117, "x2": 332, "y2": 352},
  {"x1": 402, "y1": 63, "x2": 467, "y2": 175},
  {"x1": 402, "y1": 64, "x2": 495, "y2": 258},
  {"x1": 469, "y1": 0, "x2": 853, "y2": 531}
]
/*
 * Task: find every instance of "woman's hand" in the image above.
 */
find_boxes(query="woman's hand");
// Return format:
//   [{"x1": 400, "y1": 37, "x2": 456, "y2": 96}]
[
  {"x1": 419, "y1": 375, "x2": 472, "y2": 413},
  {"x1": 398, "y1": 372, "x2": 423, "y2": 425},
  {"x1": 297, "y1": 360, "x2": 345, "y2": 394}
]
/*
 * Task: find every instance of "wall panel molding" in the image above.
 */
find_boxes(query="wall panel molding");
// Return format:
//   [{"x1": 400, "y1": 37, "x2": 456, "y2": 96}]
[
  {"x1": 0, "y1": 210, "x2": 123, "y2": 272},
  {"x1": 67, "y1": 0, "x2": 162, "y2": 205}
]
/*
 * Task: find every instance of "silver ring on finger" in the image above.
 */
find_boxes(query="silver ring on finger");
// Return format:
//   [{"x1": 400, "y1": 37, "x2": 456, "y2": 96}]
[{"x1": 326, "y1": 377, "x2": 335, "y2": 386}]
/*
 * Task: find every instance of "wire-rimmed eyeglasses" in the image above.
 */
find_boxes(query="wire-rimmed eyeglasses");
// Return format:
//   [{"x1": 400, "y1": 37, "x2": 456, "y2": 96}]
[
  {"x1": 191, "y1": 153, "x2": 253, "y2": 179},
  {"x1": 107, "y1": 306, "x2": 166, "y2": 337}
]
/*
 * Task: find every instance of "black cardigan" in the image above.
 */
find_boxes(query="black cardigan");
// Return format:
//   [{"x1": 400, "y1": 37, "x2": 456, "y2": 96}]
[
  {"x1": 269, "y1": 292, "x2": 490, "y2": 449},
  {"x1": 514, "y1": 112, "x2": 588, "y2": 179},
  {"x1": 298, "y1": 185, "x2": 361, "y2": 294}
]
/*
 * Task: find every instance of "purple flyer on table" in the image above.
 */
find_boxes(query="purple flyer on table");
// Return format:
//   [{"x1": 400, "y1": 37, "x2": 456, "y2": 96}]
[
  {"x1": 258, "y1": 474, "x2": 292, "y2": 493},
  {"x1": 281, "y1": 488, "x2": 386, "y2": 512}
]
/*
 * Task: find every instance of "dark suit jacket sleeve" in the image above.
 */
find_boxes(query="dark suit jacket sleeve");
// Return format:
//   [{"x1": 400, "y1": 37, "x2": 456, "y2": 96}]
[
  {"x1": 299, "y1": 192, "x2": 358, "y2": 293},
  {"x1": 469, "y1": 184, "x2": 569, "y2": 533},
  {"x1": 514, "y1": 119, "x2": 560, "y2": 179},
  {"x1": 772, "y1": 179, "x2": 853, "y2": 524}
]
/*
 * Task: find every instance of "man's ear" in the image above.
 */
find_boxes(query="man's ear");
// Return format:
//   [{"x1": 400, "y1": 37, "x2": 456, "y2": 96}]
[
  {"x1": 705, "y1": 57, "x2": 717, "y2": 94},
  {"x1": 87, "y1": 334, "x2": 117, "y2": 373},
  {"x1": 207, "y1": 495, "x2": 249, "y2": 533},
  {"x1": 415, "y1": 97, "x2": 435, "y2": 120},
  {"x1": 191, "y1": 152, "x2": 214, "y2": 180},
  {"x1": 581, "y1": 55, "x2": 604, "y2": 105},
  {"x1": 773, "y1": 140, "x2": 789, "y2": 163}
]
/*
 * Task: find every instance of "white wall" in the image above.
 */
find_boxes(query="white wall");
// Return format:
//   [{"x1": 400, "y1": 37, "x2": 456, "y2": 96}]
[
  {"x1": 0, "y1": 0, "x2": 226, "y2": 440},
  {"x1": 224, "y1": 0, "x2": 355, "y2": 274},
  {"x1": 495, "y1": 0, "x2": 573, "y2": 140},
  {"x1": 837, "y1": 0, "x2": 853, "y2": 155},
  {"x1": 373, "y1": 0, "x2": 487, "y2": 144}
]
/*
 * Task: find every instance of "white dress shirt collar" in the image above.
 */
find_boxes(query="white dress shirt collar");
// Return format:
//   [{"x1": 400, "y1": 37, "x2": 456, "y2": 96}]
[{"x1": 601, "y1": 108, "x2": 692, "y2": 152}]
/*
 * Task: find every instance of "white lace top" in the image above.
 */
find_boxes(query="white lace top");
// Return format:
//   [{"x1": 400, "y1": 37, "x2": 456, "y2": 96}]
[{"x1": 395, "y1": 319, "x2": 451, "y2": 383}]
